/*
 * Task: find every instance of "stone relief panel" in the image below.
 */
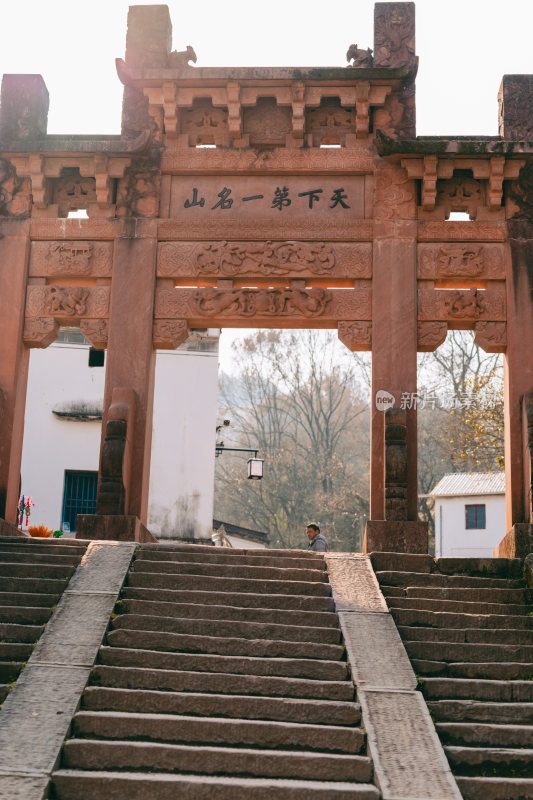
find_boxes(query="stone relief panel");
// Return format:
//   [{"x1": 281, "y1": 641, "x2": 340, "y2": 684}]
[
  {"x1": 417, "y1": 321, "x2": 448, "y2": 352},
  {"x1": 242, "y1": 98, "x2": 292, "y2": 146},
  {"x1": 385, "y1": 406, "x2": 408, "y2": 521},
  {"x1": 306, "y1": 99, "x2": 355, "y2": 145},
  {"x1": 373, "y1": 2, "x2": 416, "y2": 68},
  {"x1": 153, "y1": 319, "x2": 189, "y2": 349},
  {"x1": 116, "y1": 157, "x2": 161, "y2": 218},
  {"x1": 338, "y1": 320, "x2": 372, "y2": 351},
  {"x1": 418, "y1": 288, "x2": 505, "y2": 323},
  {"x1": 25, "y1": 286, "x2": 110, "y2": 319},
  {"x1": 473, "y1": 321, "x2": 507, "y2": 353},
  {"x1": 80, "y1": 319, "x2": 109, "y2": 349},
  {"x1": 417, "y1": 220, "x2": 506, "y2": 242},
  {"x1": 23, "y1": 317, "x2": 60, "y2": 348},
  {"x1": 499, "y1": 75, "x2": 533, "y2": 140},
  {"x1": 436, "y1": 174, "x2": 484, "y2": 219},
  {"x1": 373, "y1": 84, "x2": 416, "y2": 140},
  {"x1": 52, "y1": 176, "x2": 97, "y2": 217},
  {"x1": 29, "y1": 241, "x2": 113, "y2": 278},
  {"x1": 162, "y1": 147, "x2": 375, "y2": 174},
  {"x1": 157, "y1": 241, "x2": 372, "y2": 279},
  {"x1": 373, "y1": 167, "x2": 414, "y2": 219},
  {"x1": 0, "y1": 158, "x2": 31, "y2": 217},
  {"x1": 180, "y1": 99, "x2": 228, "y2": 144},
  {"x1": 418, "y1": 244, "x2": 505, "y2": 280},
  {"x1": 155, "y1": 287, "x2": 371, "y2": 325}
]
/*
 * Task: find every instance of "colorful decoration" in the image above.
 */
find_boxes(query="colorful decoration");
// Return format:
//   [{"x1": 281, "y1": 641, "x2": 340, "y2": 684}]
[{"x1": 17, "y1": 495, "x2": 34, "y2": 529}]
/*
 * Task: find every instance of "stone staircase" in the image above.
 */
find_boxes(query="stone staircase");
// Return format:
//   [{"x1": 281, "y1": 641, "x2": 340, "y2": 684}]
[
  {"x1": 0, "y1": 536, "x2": 87, "y2": 705},
  {"x1": 371, "y1": 553, "x2": 533, "y2": 800},
  {"x1": 51, "y1": 543, "x2": 380, "y2": 799}
]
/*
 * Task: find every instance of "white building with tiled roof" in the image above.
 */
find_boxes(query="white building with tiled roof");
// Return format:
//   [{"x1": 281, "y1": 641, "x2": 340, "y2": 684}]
[{"x1": 430, "y1": 472, "x2": 505, "y2": 558}]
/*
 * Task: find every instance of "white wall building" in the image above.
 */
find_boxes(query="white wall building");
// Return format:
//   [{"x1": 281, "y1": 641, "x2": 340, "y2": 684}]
[
  {"x1": 430, "y1": 472, "x2": 506, "y2": 558},
  {"x1": 20, "y1": 327, "x2": 220, "y2": 540}
]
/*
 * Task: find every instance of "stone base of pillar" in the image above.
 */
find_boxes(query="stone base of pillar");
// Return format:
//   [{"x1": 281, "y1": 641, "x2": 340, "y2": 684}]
[
  {"x1": 493, "y1": 524, "x2": 533, "y2": 559},
  {"x1": 0, "y1": 518, "x2": 25, "y2": 537},
  {"x1": 76, "y1": 514, "x2": 158, "y2": 543},
  {"x1": 363, "y1": 520, "x2": 428, "y2": 554}
]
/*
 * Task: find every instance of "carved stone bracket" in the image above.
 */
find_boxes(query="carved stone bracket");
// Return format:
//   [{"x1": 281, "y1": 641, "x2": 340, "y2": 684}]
[
  {"x1": 80, "y1": 319, "x2": 109, "y2": 350},
  {"x1": 420, "y1": 155, "x2": 437, "y2": 211},
  {"x1": 226, "y1": 82, "x2": 242, "y2": 142},
  {"x1": 355, "y1": 82, "x2": 370, "y2": 138},
  {"x1": 162, "y1": 81, "x2": 179, "y2": 137},
  {"x1": 153, "y1": 319, "x2": 189, "y2": 349},
  {"x1": 291, "y1": 82, "x2": 305, "y2": 142},
  {"x1": 23, "y1": 317, "x2": 60, "y2": 348},
  {"x1": 473, "y1": 321, "x2": 507, "y2": 353},
  {"x1": 417, "y1": 321, "x2": 447, "y2": 352},
  {"x1": 338, "y1": 320, "x2": 372, "y2": 351}
]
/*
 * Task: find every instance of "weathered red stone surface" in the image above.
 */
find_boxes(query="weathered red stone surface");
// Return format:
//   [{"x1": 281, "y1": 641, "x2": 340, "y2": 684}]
[{"x1": 76, "y1": 515, "x2": 157, "y2": 543}]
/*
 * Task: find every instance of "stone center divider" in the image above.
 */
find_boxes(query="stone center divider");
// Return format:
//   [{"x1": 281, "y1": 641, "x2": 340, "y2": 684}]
[
  {"x1": 0, "y1": 541, "x2": 137, "y2": 800},
  {"x1": 326, "y1": 553, "x2": 462, "y2": 800}
]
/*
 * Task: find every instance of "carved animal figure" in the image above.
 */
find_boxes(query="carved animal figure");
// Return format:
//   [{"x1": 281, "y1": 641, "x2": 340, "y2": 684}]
[
  {"x1": 346, "y1": 44, "x2": 373, "y2": 68},
  {"x1": 168, "y1": 46, "x2": 197, "y2": 68},
  {"x1": 49, "y1": 287, "x2": 89, "y2": 316}
]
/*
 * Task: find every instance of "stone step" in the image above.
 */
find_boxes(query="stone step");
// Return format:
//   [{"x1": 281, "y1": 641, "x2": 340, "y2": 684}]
[
  {"x1": 0, "y1": 622, "x2": 44, "y2": 642},
  {"x1": 455, "y1": 776, "x2": 533, "y2": 800},
  {"x1": 370, "y1": 553, "x2": 523, "y2": 578},
  {"x1": 0, "y1": 536, "x2": 87, "y2": 550},
  {"x1": 405, "y1": 640, "x2": 533, "y2": 664},
  {"x1": 0, "y1": 606, "x2": 52, "y2": 624},
  {"x1": 118, "y1": 598, "x2": 339, "y2": 629},
  {"x1": 0, "y1": 661, "x2": 23, "y2": 682},
  {"x1": 445, "y1": 746, "x2": 533, "y2": 777},
  {"x1": 0, "y1": 684, "x2": 9, "y2": 703},
  {"x1": 132, "y1": 559, "x2": 327, "y2": 584},
  {"x1": 52, "y1": 770, "x2": 380, "y2": 800},
  {"x1": 91, "y1": 665, "x2": 354, "y2": 701},
  {"x1": 72, "y1": 710, "x2": 365, "y2": 753},
  {"x1": 127, "y1": 570, "x2": 332, "y2": 597},
  {"x1": 421, "y1": 678, "x2": 533, "y2": 703},
  {"x1": 99, "y1": 646, "x2": 348, "y2": 681},
  {"x1": 82, "y1": 686, "x2": 360, "y2": 726},
  {"x1": 0, "y1": 642, "x2": 33, "y2": 660},
  {"x1": 122, "y1": 586, "x2": 335, "y2": 612},
  {"x1": 427, "y1": 700, "x2": 533, "y2": 724},
  {"x1": 398, "y1": 625, "x2": 533, "y2": 645},
  {"x1": 139, "y1": 543, "x2": 325, "y2": 561},
  {"x1": 0, "y1": 562, "x2": 76, "y2": 579},
  {"x1": 106, "y1": 628, "x2": 344, "y2": 661},
  {"x1": 111, "y1": 613, "x2": 341, "y2": 645},
  {"x1": 0, "y1": 591, "x2": 60, "y2": 607},
  {"x1": 391, "y1": 607, "x2": 533, "y2": 630},
  {"x1": 61, "y1": 740, "x2": 373, "y2": 782},
  {"x1": 0, "y1": 548, "x2": 82, "y2": 565},
  {"x1": 136, "y1": 550, "x2": 327, "y2": 571},
  {"x1": 416, "y1": 661, "x2": 533, "y2": 681},
  {"x1": 387, "y1": 596, "x2": 529, "y2": 616},
  {"x1": 376, "y1": 571, "x2": 523, "y2": 589},
  {"x1": 387, "y1": 586, "x2": 531, "y2": 604},
  {"x1": 436, "y1": 722, "x2": 533, "y2": 748},
  {"x1": 0, "y1": 576, "x2": 68, "y2": 594}
]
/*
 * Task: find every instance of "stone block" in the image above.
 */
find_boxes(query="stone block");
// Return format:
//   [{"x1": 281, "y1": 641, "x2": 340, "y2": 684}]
[
  {"x1": 326, "y1": 554, "x2": 388, "y2": 611},
  {"x1": 494, "y1": 524, "x2": 533, "y2": 559},
  {"x1": 374, "y1": 3, "x2": 416, "y2": 68},
  {"x1": 0, "y1": 773, "x2": 49, "y2": 800},
  {"x1": 0, "y1": 74, "x2": 49, "y2": 142},
  {"x1": 76, "y1": 514, "x2": 157, "y2": 543},
  {"x1": 364, "y1": 520, "x2": 428, "y2": 553},
  {"x1": 125, "y1": 5, "x2": 172, "y2": 68},
  {"x1": 498, "y1": 75, "x2": 533, "y2": 140},
  {"x1": 0, "y1": 518, "x2": 26, "y2": 537},
  {"x1": 66, "y1": 540, "x2": 136, "y2": 594}
]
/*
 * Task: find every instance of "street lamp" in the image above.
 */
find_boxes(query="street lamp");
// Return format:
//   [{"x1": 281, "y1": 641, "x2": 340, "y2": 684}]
[
  {"x1": 247, "y1": 456, "x2": 264, "y2": 480},
  {"x1": 216, "y1": 420, "x2": 263, "y2": 479}
]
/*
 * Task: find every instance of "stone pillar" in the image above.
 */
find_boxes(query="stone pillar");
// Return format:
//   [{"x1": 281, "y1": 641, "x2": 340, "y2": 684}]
[
  {"x1": 99, "y1": 219, "x2": 157, "y2": 523},
  {"x1": 0, "y1": 220, "x2": 31, "y2": 521},
  {"x1": 125, "y1": 5, "x2": 172, "y2": 68}
]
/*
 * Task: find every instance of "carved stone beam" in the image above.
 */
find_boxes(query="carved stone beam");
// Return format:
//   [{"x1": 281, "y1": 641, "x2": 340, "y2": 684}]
[
  {"x1": 23, "y1": 317, "x2": 60, "y2": 348},
  {"x1": 80, "y1": 319, "x2": 109, "y2": 350},
  {"x1": 226, "y1": 82, "x2": 242, "y2": 141},
  {"x1": 355, "y1": 82, "x2": 370, "y2": 139},
  {"x1": 153, "y1": 318, "x2": 189, "y2": 350},
  {"x1": 291, "y1": 82, "x2": 305, "y2": 141},
  {"x1": 338, "y1": 320, "x2": 372, "y2": 351},
  {"x1": 473, "y1": 321, "x2": 506, "y2": 353},
  {"x1": 417, "y1": 321, "x2": 447, "y2": 352},
  {"x1": 162, "y1": 81, "x2": 178, "y2": 137}
]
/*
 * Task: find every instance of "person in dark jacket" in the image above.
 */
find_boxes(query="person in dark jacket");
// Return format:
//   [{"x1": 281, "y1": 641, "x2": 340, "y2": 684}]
[{"x1": 306, "y1": 522, "x2": 328, "y2": 552}]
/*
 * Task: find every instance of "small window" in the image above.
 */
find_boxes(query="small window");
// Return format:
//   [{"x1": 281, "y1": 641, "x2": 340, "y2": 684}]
[
  {"x1": 88, "y1": 348, "x2": 105, "y2": 367},
  {"x1": 465, "y1": 504, "x2": 486, "y2": 529}
]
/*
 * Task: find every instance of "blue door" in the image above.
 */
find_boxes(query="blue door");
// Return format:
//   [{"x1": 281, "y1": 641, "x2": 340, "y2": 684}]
[{"x1": 62, "y1": 471, "x2": 98, "y2": 532}]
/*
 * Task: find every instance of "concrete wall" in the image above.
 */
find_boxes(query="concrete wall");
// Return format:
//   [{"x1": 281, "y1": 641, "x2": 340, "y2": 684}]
[
  {"x1": 20, "y1": 332, "x2": 219, "y2": 537},
  {"x1": 434, "y1": 494, "x2": 506, "y2": 558}
]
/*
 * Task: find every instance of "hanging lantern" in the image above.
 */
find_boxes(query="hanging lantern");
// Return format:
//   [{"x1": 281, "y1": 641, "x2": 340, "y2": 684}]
[{"x1": 247, "y1": 457, "x2": 264, "y2": 480}]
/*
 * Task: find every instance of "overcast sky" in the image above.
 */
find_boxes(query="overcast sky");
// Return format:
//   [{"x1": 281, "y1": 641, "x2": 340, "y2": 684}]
[{"x1": 2, "y1": 0, "x2": 531, "y2": 369}]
